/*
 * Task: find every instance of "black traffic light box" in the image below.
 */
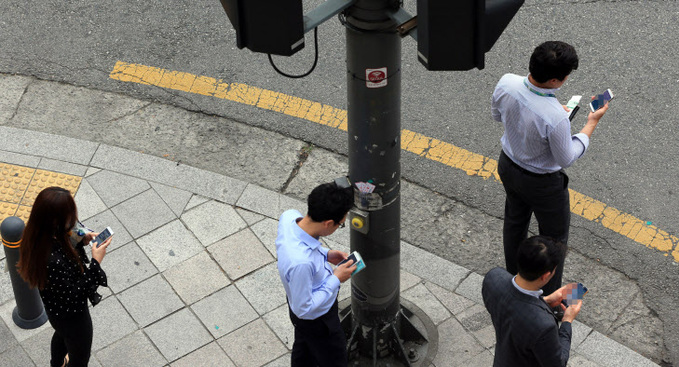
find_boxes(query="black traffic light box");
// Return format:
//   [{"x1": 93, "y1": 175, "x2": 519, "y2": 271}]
[
  {"x1": 218, "y1": 0, "x2": 305, "y2": 56},
  {"x1": 417, "y1": 0, "x2": 524, "y2": 71}
]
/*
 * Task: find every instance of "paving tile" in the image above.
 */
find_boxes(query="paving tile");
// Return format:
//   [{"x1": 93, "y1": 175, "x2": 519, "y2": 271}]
[
  {"x1": 103, "y1": 241, "x2": 157, "y2": 293},
  {"x1": 191, "y1": 285, "x2": 258, "y2": 338},
  {"x1": 400, "y1": 241, "x2": 469, "y2": 292},
  {"x1": 250, "y1": 217, "x2": 280, "y2": 259},
  {"x1": 571, "y1": 319, "x2": 593, "y2": 350},
  {"x1": 0, "y1": 150, "x2": 40, "y2": 168},
  {"x1": 464, "y1": 350, "x2": 494, "y2": 367},
  {"x1": 402, "y1": 283, "x2": 451, "y2": 326},
  {"x1": 118, "y1": 274, "x2": 184, "y2": 326},
  {"x1": 567, "y1": 352, "x2": 601, "y2": 367},
  {"x1": 37, "y1": 158, "x2": 88, "y2": 176},
  {"x1": 321, "y1": 238, "x2": 349, "y2": 255},
  {"x1": 163, "y1": 251, "x2": 230, "y2": 305},
  {"x1": 577, "y1": 330, "x2": 659, "y2": 367},
  {"x1": 74, "y1": 179, "x2": 107, "y2": 221},
  {"x1": 0, "y1": 300, "x2": 51, "y2": 342},
  {"x1": 136, "y1": 220, "x2": 204, "y2": 272},
  {"x1": 456, "y1": 304, "x2": 493, "y2": 333},
  {"x1": 112, "y1": 189, "x2": 176, "y2": 239},
  {"x1": 263, "y1": 354, "x2": 291, "y2": 367},
  {"x1": 236, "y1": 207, "x2": 265, "y2": 225},
  {"x1": 184, "y1": 195, "x2": 209, "y2": 212},
  {"x1": 262, "y1": 304, "x2": 294, "y2": 351},
  {"x1": 235, "y1": 263, "x2": 286, "y2": 315},
  {"x1": 425, "y1": 281, "x2": 475, "y2": 316},
  {"x1": 208, "y1": 228, "x2": 274, "y2": 280},
  {"x1": 150, "y1": 182, "x2": 192, "y2": 217},
  {"x1": 20, "y1": 326, "x2": 53, "y2": 366},
  {"x1": 472, "y1": 323, "x2": 496, "y2": 350},
  {"x1": 96, "y1": 330, "x2": 167, "y2": 367},
  {"x1": 170, "y1": 341, "x2": 234, "y2": 367},
  {"x1": 278, "y1": 195, "x2": 307, "y2": 221},
  {"x1": 218, "y1": 319, "x2": 287, "y2": 367},
  {"x1": 401, "y1": 270, "x2": 422, "y2": 291},
  {"x1": 85, "y1": 167, "x2": 101, "y2": 177},
  {"x1": 89, "y1": 144, "x2": 247, "y2": 204},
  {"x1": 0, "y1": 260, "x2": 16, "y2": 305},
  {"x1": 338, "y1": 278, "x2": 351, "y2": 302},
  {"x1": 90, "y1": 296, "x2": 138, "y2": 351},
  {"x1": 236, "y1": 184, "x2": 281, "y2": 219},
  {"x1": 0, "y1": 317, "x2": 18, "y2": 354},
  {"x1": 0, "y1": 344, "x2": 35, "y2": 367},
  {"x1": 145, "y1": 308, "x2": 213, "y2": 362},
  {"x1": 455, "y1": 272, "x2": 484, "y2": 305},
  {"x1": 432, "y1": 317, "x2": 486, "y2": 367},
  {"x1": 181, "y1": 200, "x2": 247, "y2": 247},
  {"x1": 0, "y1": 75, "x2": 32, "y2": 124},
  {"x1": 87, "y1": 170, "x2": 150, "y2": 207},
  {"x1": 81, "y1": 209, "x2": 133, "y2": 252},
  {"x1": 0, "y1": 126, "x2": 98, "y2": 165}
]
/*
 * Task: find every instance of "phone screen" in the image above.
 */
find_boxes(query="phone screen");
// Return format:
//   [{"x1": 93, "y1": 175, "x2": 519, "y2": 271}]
[
  {"x1": 93, "y1": 228, "x2": 113, "y2": 248},
  {"x1": 590, "y1": 89, "x2": 613, "y2": 111},
  {"x1": 338, "y1": 253, "x2": 357, "y2": 267}
]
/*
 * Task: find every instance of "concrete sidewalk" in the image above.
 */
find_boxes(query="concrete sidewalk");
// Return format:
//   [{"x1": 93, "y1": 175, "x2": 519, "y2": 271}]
[{"x1": 0, "y1": 76, "x2": 660, "y2": 366}]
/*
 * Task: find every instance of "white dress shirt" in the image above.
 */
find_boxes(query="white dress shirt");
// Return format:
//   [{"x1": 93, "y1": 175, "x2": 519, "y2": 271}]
[{"x1": 492, "y1": 73, "x2": 590, "y2": 174}]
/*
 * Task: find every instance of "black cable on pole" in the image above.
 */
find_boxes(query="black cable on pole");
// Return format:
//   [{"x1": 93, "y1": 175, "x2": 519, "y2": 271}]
[{"x1": 268, "y1": 27, "x2": 319, "y2": 79}]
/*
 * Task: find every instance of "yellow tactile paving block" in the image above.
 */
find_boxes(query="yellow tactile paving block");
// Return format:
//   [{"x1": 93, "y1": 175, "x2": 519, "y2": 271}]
[
  {"x1": 14, "y1": 205, "x2": 32, "y2": 223},
  {"x1": 21, "y1": 169, "x2": 81, "y2": 206},
  {"x1": 0, "y1": 163, "x2": 35, "y2": 204},
  {"x1": 0, "y1": 202, "x2": 19, "y2": 225},
  {"x1": 0, "y1": 164, "x2": 81, "y2": 227}
]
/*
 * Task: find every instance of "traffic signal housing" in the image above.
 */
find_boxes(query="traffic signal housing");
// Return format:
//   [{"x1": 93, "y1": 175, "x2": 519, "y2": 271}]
[
  {"x1": 218, "y1": 0, "x2": 305, "y2": 56},
  {"x1": 417, "y1": 0, "x2": 525, "y2": 71}
]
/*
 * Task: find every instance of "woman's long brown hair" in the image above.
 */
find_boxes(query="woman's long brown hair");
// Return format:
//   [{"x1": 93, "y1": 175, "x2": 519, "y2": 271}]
[{"x1": 17, "y1": 187, "x2": 83, "y2": 289}]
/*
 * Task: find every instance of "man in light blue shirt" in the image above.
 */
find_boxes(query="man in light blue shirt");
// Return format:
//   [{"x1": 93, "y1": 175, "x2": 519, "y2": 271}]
[
  {"x1": 492, "y1": 41, "x2": 610, "y2": 297},
  {"x1": 277, "y1": 182, "x2": 356, "y2": 367}
]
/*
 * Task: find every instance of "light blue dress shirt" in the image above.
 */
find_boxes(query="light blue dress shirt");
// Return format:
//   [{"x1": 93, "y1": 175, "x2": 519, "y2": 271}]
[
  {"x1": 512, "y1": 276, "x2": 544, "y2": 299},
  {"x1": 276, "y1": 209, "x2": 340, "y2": 320},
  {"x1": 492, "y1": 74, "x2": 590, "y2": 174}
]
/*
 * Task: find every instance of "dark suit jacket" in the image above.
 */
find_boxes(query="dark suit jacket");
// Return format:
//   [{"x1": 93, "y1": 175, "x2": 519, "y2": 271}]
[{"x1": 482, "y1": 267, "x2": 572, "y2": 367}]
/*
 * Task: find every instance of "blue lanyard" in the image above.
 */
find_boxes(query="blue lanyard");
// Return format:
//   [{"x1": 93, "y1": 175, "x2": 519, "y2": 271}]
[{"x1": 524, "y1": 78, "x2": 556, "y2": 98}]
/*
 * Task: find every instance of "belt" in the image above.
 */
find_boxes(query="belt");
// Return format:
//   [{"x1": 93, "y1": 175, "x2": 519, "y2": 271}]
[{"x1": 501, "y1": 151, "x2": 560, "y2": 178}]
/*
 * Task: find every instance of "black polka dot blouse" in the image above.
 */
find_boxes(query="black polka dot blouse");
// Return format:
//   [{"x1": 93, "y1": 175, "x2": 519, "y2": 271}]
[{"x1": 39, "y1": 240, "x2": 107, "y2": 318}]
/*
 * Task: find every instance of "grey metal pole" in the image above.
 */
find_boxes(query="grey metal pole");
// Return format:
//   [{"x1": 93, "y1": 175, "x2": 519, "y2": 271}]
[
  {"x1": 346, "y1": 11, "x2": 401, "y2": 326},
  {"x1": 1, "y1": 216, "x2": 48, "y2": 329}
]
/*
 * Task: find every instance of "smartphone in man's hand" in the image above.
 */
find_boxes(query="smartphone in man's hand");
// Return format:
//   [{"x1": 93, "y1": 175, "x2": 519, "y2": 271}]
[{"x1": 337, "y1": 251, "x2": 366, "y2": 276}]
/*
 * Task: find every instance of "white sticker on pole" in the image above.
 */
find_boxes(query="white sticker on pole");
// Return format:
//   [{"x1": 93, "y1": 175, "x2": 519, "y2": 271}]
[{"x1": 366, "y1": 67, "x2": 387, "y2": 88}]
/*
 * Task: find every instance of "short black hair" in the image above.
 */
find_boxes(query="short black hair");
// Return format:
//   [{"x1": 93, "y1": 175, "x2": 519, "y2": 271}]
[
  {"x1": 307, "y1": 182, "x2": 353, "y2": 224},
  {"x1": 529, "y1": 41, "x2": 579, "y2": 83},
  {"x1": 516, "y1": 236, "x2": 567, "y2": 281}
]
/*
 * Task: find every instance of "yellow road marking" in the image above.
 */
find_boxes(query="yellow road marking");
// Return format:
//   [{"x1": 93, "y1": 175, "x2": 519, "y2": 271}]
[
  {"x1": 0, "y1": 163, "x2": 81, "y2": 225},
  {"x1": 109, "y1": 61, "x2": 679, "y2": 262}
]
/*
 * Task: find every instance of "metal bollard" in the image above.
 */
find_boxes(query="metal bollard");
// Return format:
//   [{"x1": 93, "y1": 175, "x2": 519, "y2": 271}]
[{"x1": 1, "y1": 216, "x2": 48, "y2": 329}]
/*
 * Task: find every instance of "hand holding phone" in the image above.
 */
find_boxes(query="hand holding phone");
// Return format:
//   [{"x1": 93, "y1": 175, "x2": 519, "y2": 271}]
[
  {"x1": 89, "y1": 227, "x2": 114, "y2": 248},
  {"x1": 337, "y1": 251, "x2": 366, "y2": 276},
  {"x1": 562, "y1": 282, "x2": 588, "y2": 307},
  {"x1": 590, "y1": 89, "x2": 614, "y2": 112}
]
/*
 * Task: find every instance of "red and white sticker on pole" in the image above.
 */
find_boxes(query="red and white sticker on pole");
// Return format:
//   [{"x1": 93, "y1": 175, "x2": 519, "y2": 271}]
[{"x1": 365, "y1": 67, "x2": 387, "y2": 88}]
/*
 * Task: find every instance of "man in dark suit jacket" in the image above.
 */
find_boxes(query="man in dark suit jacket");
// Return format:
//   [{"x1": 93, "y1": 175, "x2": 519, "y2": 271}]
[{"x1": 482, "y1": 236, "x2": 583, "y2": 367}]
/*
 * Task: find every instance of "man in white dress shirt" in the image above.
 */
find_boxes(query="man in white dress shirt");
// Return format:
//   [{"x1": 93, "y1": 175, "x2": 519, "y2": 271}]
[{"x1": 492, "y1": 41, "x2": 610, "y2": 296}]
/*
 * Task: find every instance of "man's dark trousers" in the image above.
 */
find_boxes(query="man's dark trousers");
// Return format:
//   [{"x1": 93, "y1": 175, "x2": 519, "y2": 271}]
[
  {"x1": 498, "y1": 151, "x2": 570, "y2": 295},
  {"x1": 288, "y1": 300, "x2": 347, "y2": 367}
]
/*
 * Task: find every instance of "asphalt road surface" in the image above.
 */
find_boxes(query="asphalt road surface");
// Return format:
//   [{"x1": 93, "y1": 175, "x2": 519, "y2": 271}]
[{"x1": 1, "y1": 0, "x2": 678, "y2": 364}]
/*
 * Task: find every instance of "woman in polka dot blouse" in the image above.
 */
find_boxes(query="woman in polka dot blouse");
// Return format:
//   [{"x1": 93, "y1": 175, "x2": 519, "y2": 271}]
[{"x1": 18, "y1": 187, "x2": 112, "y2": 367}]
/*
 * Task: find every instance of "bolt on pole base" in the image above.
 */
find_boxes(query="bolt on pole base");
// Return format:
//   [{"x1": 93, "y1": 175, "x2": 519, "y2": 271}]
[{"x1": 340, "y1": 298, "x2": 438, "y2": 367}]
